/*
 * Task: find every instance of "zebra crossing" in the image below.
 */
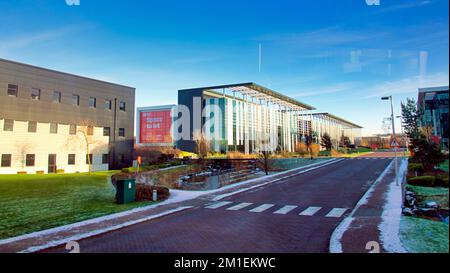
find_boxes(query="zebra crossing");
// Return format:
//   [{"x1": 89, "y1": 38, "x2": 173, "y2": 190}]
[{"x1": 204, "y1": 201, "x2": 348, "y2": 218}]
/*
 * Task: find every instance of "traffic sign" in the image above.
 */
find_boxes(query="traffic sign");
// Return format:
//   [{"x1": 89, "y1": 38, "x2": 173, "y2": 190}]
[{"x1": 391, "y1": 140, "x2": 399, "y2": 148}]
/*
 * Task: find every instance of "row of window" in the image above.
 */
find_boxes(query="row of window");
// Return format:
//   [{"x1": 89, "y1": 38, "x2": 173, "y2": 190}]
[
  {"x1": 6, "y1": 84, "x2": 127, "y2": 111},
  {"x1": 2, "y1": 120, "x2": 126, "y2": 137},
  {"x1": 1, "y1": 153, "x2": 109, "y2": 167}
]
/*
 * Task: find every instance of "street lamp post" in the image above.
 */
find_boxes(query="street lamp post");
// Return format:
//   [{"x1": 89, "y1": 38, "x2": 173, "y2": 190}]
[
  {"x1": 382, "y1": 96, "x2": 399, "y2": 186},
  {"x1": 397, "y1": 115, "x2": 408, "y2": 156}
]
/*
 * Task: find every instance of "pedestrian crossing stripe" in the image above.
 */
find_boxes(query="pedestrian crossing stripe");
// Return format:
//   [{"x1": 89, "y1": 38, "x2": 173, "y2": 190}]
[
  {"x1": 249, "y1": 204, "x2": 275, "y2": 213},
  {"x1": 226, "y1": 202, "x2": 253, "y2": 211},
  {"x1": 299, "y1": 206, "x2": 322, "y2": 216},
  {"x1": 325, "y1": 208, "x2": 347, "y2": 218},
  {"x1": 273, "y1": 205, "x2": 297, "y2": 215},
  {"x1": 205, "y1": 201, "x2": 233, "y2": 209}
]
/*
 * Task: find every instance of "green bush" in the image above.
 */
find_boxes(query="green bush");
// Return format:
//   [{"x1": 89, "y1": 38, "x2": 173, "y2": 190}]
[
  {"x1": 407, "y1": 176, "x2": 435, "y2": 187},
  {"x1": 319, "y1": 150, "x2": 331, "y2": 157},
  {"x1": 435, "y1": 174, "x2": 449, "y2": 188},
  {"x1": 408, "y1": 163, "x2": 424, "y2": 173}
]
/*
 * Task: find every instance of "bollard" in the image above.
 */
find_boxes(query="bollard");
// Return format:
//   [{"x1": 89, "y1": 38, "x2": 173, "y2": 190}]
[{"x1": 152, "y1": 189, "x2": 158, "y2": 201}]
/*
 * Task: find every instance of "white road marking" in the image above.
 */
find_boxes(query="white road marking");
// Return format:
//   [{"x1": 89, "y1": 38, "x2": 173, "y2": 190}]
[
  {"x1": 249, "y1": 204, "x2": 275, "y2": 213},
  {"x1": 205, "y1": 201, "x2": 233, "y2": 209},
  {"x1": 227, "y1": 202, "x2": 253, "y2": 211},
  {"x1": 325, "y1": 208, "x2": 348, "y2": 218},
  {"x1": 299, "y1": 206, "x2": 322, "y2": 216},
  {"x1": 273, "y1": 205, "x2": 297, "y2": 215}
]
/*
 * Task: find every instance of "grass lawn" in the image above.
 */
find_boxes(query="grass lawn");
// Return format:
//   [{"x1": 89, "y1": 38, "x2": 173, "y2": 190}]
[
  {"x1": 400, "y1": 216, "x2": 449, "y2": 253},
  {"x1": 438, "y1": 159, "x2": 449, "y2": 173},
  {"x1": 0, "y1": 171, "x2": 155, "y2": 240}
]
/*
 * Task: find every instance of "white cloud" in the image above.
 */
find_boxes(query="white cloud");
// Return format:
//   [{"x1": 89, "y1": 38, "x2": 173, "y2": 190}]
[
  {"x1": 0, "y1": 26, "x2": 80, "y2": 52},
  {"x1": 365, "y1": 72, "x2": 449, "y2": 98}
]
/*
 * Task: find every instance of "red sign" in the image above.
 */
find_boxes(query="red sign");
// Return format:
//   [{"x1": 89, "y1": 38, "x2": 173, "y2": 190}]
[{"x1": 139, "y1": 110, "x2": 172, "y2": 144}]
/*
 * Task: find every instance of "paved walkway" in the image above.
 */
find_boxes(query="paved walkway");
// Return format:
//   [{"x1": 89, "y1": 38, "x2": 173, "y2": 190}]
[{"x1": 330, "y1": 157, "x2": 408, "y2": 253}]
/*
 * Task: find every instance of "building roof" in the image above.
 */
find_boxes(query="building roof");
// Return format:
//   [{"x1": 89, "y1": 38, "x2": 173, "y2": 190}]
[
  {"x1": 180, "y1": 82, "x2": 316, "y2": 110},
  {"x1": 0, "y1": 58, "x2": 135, "y2": 90},
  {"x1": 418, "y1": 86, "x2": 449, "y2": 93},
  {"x1": 137, "y1": 105, "x2": 176, "y2": 112},
  {"x1": 299, "y1": 112, "x2": 363, "y2": 129}
]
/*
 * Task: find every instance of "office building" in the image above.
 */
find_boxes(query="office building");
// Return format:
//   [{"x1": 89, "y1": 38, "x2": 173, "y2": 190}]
[{"x1": 0, "y1": 58, "x2": 135, "y2": 174}]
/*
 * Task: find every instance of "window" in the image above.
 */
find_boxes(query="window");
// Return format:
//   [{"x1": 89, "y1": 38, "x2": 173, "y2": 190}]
[
  {"x1": 28, "y1": 121, "x2": 37, "y2": 133},
  {"x1": 120, "y1": 154, "x2": 125, "y2": 164},
  {"x1": 119, "y1": 101, "x2": 126, "y2": 111},
  {"x1": 3, "y1": 119, "x2": 14, "y2": 131},
  {"x1": 53, "y1": 91, "x2": 61, "y2": 103},
  {"x1": 105, "y1": 100, "x2": 112, "y2": 110},
  {"x1": 68, "y1": 154, "x2": 76, "y2": 165},
  {"x1": 103, "y1": 127, "x2": 111, "y2": 137},
  {"x1": 69, "y1": 124, "x2": 77, "y2": 135},
  {"x1": 102, "y1": 154, "x2": 109, "y2": 164},
  {"x1": 31, "y1": 88, "x2": 41, "y2": 100},
  {"x1": 86, "y1": 154, "x2": 93, "y2": 165},
  {"x1": 26, "y1": 154, "x2": 35, "y2": 167},
  {"x1": 119, "y1": 128, "x2": 125, "y2": 137},
  {"x1": 7, "y1": 84, "x2": 18, "y2": 97},
  {"x1": 87, "y1": 126, "x2": 94, "y2": 136},
  {"x1": 72, "y1": 94, "x2": 80, "y2": 106},
  {"x1": 1, "y1": 154, "x2": 12, "y2": 167},
  {"x1": 89, "y1": 97, "x2": 97, "y2": 108},
  {"x1": 50, "y1": 123, "x2": 58, "y2": 134}
]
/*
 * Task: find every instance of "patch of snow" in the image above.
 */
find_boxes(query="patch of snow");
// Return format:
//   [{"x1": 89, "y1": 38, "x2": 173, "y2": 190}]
[
  {"x1": 329, "y1": 217, "x2": 354, "y2": 253},
  {"x1": 378, "y1": 158, "x2": 408, "y2": 253}
]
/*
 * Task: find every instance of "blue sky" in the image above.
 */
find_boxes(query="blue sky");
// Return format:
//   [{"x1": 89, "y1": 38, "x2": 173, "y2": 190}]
[{"x1": 0, "y1": 0, "x2": 448, "y2": 136}]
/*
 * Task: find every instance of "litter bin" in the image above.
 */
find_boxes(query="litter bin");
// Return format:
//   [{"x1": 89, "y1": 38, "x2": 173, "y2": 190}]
[{"x1": 116, "y1": 179, "x2": 136, "y2": 204}]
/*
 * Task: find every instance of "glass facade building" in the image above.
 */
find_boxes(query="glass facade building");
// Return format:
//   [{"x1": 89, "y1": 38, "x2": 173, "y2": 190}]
[{"x1": 418, "y1": 86, "x2": 449, "y2": 150}]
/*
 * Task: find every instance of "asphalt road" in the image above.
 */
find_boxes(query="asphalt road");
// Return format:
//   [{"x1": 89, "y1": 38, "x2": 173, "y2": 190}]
[{"x1": 43, "y1": 158, "x2": 393, "y2": 253}]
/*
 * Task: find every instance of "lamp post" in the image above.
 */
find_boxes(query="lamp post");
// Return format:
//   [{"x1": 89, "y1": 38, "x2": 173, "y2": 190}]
[
  {"x1": 397, "y1": 115, "x2": 408, "y2": 156},
  {"x1": 382, "y1": 96, "x2": 399, "y2": 186}
]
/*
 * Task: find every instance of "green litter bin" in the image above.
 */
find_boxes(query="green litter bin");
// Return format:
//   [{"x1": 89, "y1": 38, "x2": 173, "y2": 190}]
[{"x1": 116, "y1": 179, "x2": 136, "y2": 204}]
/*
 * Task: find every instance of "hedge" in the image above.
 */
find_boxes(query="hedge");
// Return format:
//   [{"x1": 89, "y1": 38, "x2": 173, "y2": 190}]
[
  {"x1": 407, "y1": 176, "x2": 435, "y2": 187},
  {"x1": 408, "y1": 163, "x2": 424, "y2": 173}
]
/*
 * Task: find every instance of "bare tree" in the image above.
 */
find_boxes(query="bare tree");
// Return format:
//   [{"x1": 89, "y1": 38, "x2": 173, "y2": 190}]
[
  {"x1": 193, "y1": 130, "x2": 210, "y2": 159},
  {"x1": 16, "y1": 143, "x2": 33, "y2": 172},
  {"x1": 66, "y1": 122, "x2": 104, "y2": 175}
]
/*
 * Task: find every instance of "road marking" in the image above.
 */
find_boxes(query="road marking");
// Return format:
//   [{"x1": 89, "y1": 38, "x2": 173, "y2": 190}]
[
  {"x1": 205, "y1": 201, "x2": 233, "y2": 209},
  {"x1": 249, "y1": 204, "x2": 275, "y2": 213},
  {"x1": 299, "y1": 206, "x2": 322, "y2": 216},
  {"x1": 273, "y1": 205, "x2": 297, "y2": 215},
  {"x1": 227, "y1": 202, "x2": 253, "y2": 211},
  {"x1": 325, "y1": 208, "x2": 348, "y2": 218}
]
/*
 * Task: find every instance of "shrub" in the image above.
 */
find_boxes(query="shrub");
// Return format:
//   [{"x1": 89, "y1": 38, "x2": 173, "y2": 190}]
[
  {"x1": 435, "y1": 174, "x2": 449, "y2": 188},
  {"x1": 330, "y1": 149, "x2": 342, "y2": 157},
  {"x1": 310, "y1": 143, "x2": 321, "y2": 157},
  {"x1": 295, "y1": 142, "x2": 308, "y2": 157},
  {"x1": 319, "y1": 150, "x2": 331, "y2": 157},
  {"x1": 36, "y1": 171, "x2": 45, "y2": 174},
  {"x1": 135, "y1": 184, "x2": 170, "y2": 201},
  {"x1": 56, "y1": 169, "x2": 65, "y2": 174},
  {"x1": 408, "y1": 163, "x2": 424, "y2": 175},
  {"x1": 407, "y1": 176, "x2": 435, "y2": 187},
  {"x1": 17, "y1": 171, "x2": 27, "y2": 175}
]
